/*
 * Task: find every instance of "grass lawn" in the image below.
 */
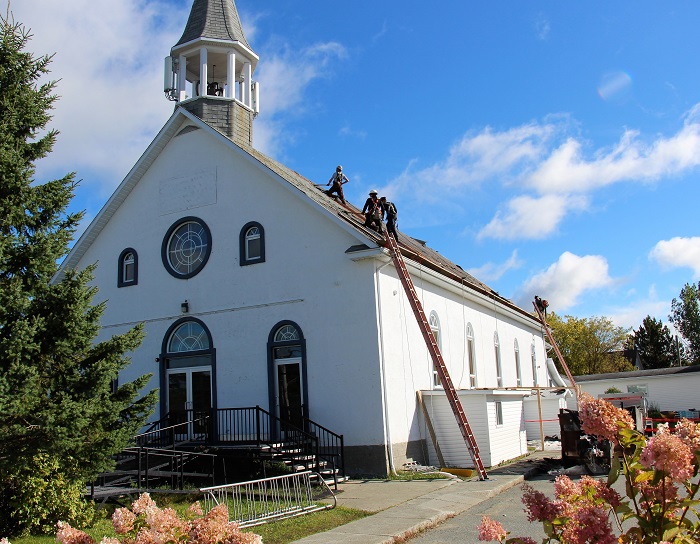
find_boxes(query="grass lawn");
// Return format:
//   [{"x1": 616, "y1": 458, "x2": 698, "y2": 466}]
[{"x1": 9, "y1": 493, "x2": 370, "y2": 544}]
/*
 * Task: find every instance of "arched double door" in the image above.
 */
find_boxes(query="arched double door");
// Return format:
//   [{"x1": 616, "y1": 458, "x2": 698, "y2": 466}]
[
  {"x1": 160, "y1": 318, "x2": 215, "y2": 440},
  {"x1": 159, "y1": 318, "x2": 309, "y2": 440}
]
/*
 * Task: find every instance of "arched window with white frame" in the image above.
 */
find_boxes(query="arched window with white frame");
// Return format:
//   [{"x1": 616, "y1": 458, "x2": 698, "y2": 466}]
[
  {"x1": 531, "y1": 341, "x2": 538, "y2": 387},
  {"x1": 494, "y1": 331, "x2": 503, "y2": 388},
  {"x1": 466, "y1": 323, "x2": 477, "y2": 387},
  {"x1": 429, "y1": 311, "x2": 442, "y2": 388},
  {"x1": 514, "y1": 338, "x2": 522, "y2": 387}
]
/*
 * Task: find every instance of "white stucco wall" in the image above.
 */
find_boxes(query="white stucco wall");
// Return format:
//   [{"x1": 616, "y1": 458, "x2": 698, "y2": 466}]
[
  {"x1": 69, "y1": 116, "x2": 549, "y2": 473},
  {"x1": 375, "y1": 260, "x2": 547, "y2": 460},
  {"x1": 76, "y1": 124, "x2": 388, "y2": 450}
]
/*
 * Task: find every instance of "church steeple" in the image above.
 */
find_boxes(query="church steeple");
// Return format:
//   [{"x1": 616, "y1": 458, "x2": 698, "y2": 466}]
[{"x1": 164, "y1": 0, "x2": 259, "y2": 146}]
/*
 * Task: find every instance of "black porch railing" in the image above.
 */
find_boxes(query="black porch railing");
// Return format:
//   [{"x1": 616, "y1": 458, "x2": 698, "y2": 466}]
[{"x1": 137, "y1": 407, "x2": 345, "y2": 482}]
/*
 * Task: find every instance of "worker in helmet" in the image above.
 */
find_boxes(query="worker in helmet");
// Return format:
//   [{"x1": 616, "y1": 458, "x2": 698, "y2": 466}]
[
  {"x1": 362, "y1": 189, "x2": 384, "y2": 233},
  {"x1": 325, "y1": 165, "x2": 349, "y2": 204}
]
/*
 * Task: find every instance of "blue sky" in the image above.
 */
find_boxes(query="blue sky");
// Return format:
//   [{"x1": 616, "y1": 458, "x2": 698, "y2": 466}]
[{"x1": 14, "y1": 1, "x2": 700, "y2": 330}]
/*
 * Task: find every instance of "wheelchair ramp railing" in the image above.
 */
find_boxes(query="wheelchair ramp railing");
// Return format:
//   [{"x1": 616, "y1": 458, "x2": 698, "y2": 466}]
[{"x1": 200, "y1": 471, "x2": 336, "y2": 528}]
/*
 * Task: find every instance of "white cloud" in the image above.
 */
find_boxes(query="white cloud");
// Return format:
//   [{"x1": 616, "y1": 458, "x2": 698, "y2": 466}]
[
  {"x1": 477, "y1": 194, "x2": 588, "y2": 240},
  {"x1": 386, "y1": 123, "x2": 555, "y2": 194},
  {"x1": 515, "y1": 252, "x2": 615, "y2": 310},
  {"x1": 252, "y1": 41, "x2": 347, "y2": 156},
  {"x1": 384, "y1": 105, "x2": 700, "y2": 241},
  {"x1": 597, "y1": 71, "x2": 632, "y2": 101},
  {"x1": 607, "y1": 298, "x2": 669, "y2": 330},
  {"x1": 467, "y1": 250, "x2": 523, "y2": 282},
  {"x1": 13, "y1": 0, "x2": 188, "y2": 195},
  {"x1": 12, "y1": 1, "x2": 346, "y2": 191},
  {"x1": 649, "y1": 237, "x2": 700, "y2": 278},
  {"x1": 534, "y1": 14, "x2": 551, "y2": 41},
  {"x1": 527, "y1": 116, "x2": 700, "y2": 194}
]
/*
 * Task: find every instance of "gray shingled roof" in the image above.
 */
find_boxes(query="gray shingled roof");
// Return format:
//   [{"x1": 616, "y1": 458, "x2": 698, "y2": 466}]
[
  {"x1": 222, "y1": 128, "x2": 532, "y2": 321},
  {"x1": 176, "y1": 0, "x2": 252, "y2": 50}
]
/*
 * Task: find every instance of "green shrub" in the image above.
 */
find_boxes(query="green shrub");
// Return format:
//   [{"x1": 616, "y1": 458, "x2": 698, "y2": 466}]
[{"x1": 0, "y1": 453, "x2": 96, "y2": 536}]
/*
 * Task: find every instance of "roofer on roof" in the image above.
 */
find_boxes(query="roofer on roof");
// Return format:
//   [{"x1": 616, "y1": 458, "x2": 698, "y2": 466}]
[
  {"x1": 362, "y1": 189, "x2": 384, "y2": 234},
  {"x1": 325, "y1": 165, "x2": 349, "y2": 204},
  {"x1": 380, "y1": 196, "x2": 398, "y2": 242}
]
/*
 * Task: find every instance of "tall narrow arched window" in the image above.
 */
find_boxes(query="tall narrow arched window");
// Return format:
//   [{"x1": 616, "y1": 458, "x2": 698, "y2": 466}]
[
  {"x1": 268, "y1": 321, "x2": 307, "y2": 429},
  {"x1": 494, "y1": 331, "x2": 503, "y2": 388},
  {"x1": 429, "y1": 311, "x2": 442, "y2": 388},
  {"x1": 159, "y1": 318, "x2": 215, "y2": 439},
  {"x1": 514, "y1": 338, "x2": 522, "y2": 387},
  {"x1": 466, "y1": 323, "x2": 477, "y2": 388},
  {"x1": 240, "y1": 221, "x2": 265, "y2": 266},
  {"x1": 531, "y1": 341, "x2": 538, "y2": 387},
  {"x1": 118, "y1": 248, "x2": 138, "y2": 287}
]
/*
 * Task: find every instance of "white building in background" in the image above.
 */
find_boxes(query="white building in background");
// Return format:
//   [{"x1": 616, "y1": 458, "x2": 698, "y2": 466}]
[
  {"x1": 57, "y1": 0, "x2": 550, "y2": 475},
  {"x1": 569, "y1": 366, "x2": 700, "y2": 415}
]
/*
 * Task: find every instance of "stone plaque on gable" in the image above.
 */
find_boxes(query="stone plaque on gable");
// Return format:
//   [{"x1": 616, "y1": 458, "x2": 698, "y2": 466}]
[{"x1": 159, "y1": 168, "x2": 218, "y2": 215}]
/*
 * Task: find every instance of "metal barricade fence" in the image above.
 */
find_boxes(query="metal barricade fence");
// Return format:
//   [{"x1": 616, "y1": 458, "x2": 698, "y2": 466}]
[{"x1": 200, "y1": 471, "x2": 336, "y2": 528}]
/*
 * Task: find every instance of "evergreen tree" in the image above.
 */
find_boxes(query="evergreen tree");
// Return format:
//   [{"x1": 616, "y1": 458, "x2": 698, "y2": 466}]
[
  {"x1": 670, "y1": 281, "x2": 700, "y2": 365},
  {"x1": 631, "y1": 315, "x2": 684, "y2": 369},
  {"x1": 0, "y1": 18, "x2": 157, "y2": 534}
]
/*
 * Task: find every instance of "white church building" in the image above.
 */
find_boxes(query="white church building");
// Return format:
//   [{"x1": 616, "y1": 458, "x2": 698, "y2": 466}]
[{"x1": 58, "y1": 0, "x2": 550, "y2": 476}]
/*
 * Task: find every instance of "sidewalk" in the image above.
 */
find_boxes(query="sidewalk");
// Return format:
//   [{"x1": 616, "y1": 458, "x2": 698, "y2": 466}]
[{"x1": 291, "y1": 450, "x2": 559, "y2": 544}]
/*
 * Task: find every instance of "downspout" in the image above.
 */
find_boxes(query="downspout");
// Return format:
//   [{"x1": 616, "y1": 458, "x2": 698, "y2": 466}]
[{"x1": 374, "y1": 258, "x2": 396, "y2": 475}]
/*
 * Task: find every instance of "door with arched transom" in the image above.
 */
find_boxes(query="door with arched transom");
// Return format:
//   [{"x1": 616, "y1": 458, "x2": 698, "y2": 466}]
[
  {"x1": 268, "y1": 322, "x2": 307, "y2": 429},
  {"x1": 161, "y1": 318, "x2": 215, "y2": 440}
]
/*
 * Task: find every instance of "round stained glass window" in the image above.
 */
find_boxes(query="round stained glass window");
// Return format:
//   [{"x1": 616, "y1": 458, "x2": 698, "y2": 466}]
[{"x1": 162, "y1": 217, "x2": 212, "y2": 278}]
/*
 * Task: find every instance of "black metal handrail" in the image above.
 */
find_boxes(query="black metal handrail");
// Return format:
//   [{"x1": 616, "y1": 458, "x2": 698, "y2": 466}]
[
  {"x1": 136, "y1": 407, "x2": 344, "y2": 482},
  {"x1": 135, "y1": 412, "x2": 210, "y2": 448}
]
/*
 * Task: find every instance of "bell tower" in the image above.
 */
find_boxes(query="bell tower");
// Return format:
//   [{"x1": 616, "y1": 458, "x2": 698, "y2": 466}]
[{"x1": 165, "y1": 0, "x2": 259, "y2": 146}]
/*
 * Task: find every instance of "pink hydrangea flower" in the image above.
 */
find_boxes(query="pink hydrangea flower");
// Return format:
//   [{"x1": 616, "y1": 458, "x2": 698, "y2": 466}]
[
  {"x1": 477, "y1": 515, "x2": 507, "y2": 541},
  {"x1": 521, "y1": 483, "x2": 562, "y2": 522},
  {"x1": 112, "y1": 507, "x2": 137, "y2": 534},
  {"x1": 675, "y1": 418, "x2": 700, "y2": 453},
  {"x1": 186, "y1": 502, "x2": 204, "y2": 518},
  {"x1": 578, "y1": 393, "x2": 634, "y2": 443},
  {"x1": 56, "y1": 522, "x2": 96, "y2": 544},
  {"x1": 132, "y1": 493, "x2": 157, "y2": 515},
  {"x1": 640, "y1": 431, "x2": 694, "y2": 482},
  {"x1": 560, "y1": 505, "x2": 617, "y2": 544},
  {"x1": 99, "y1": 539, "x2": 121, "y2": 544}
]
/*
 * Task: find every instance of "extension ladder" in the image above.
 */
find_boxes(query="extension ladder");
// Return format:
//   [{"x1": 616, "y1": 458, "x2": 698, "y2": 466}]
[
  {"x1": 532, "y1": 298, "x2": 580, "y2": 397},
  {"x1": 384, "y1": 233, "x2": 488, "y2": 480}
]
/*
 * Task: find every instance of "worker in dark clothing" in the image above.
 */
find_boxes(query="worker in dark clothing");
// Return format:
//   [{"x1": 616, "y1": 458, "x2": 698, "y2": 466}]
[
  {"x1": 380, "y1": 196, "x2": 398, "y2": 241},
  {"x1": 362, "y1": 189, "x2": 384, "y2": 233},
  {"x1": 325, "y1": 165, "x2": 349, "y2": 204}
]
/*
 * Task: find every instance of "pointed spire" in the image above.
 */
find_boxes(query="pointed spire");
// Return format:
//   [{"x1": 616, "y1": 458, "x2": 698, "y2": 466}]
[{"x1": 176, "y1": 0, "x2": 252, "y2": 51}]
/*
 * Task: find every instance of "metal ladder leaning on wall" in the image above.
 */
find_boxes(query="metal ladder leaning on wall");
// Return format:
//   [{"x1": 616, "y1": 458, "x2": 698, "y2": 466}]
[{"x1": 384, "y1": 233, "x2": 488, "y2": 480}]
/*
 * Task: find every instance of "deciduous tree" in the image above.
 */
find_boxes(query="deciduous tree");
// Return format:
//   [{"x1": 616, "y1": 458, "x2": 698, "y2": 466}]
[
  {"x1": 546, "y1": 313, "x2": 633, "y2": 376},
  {"x1": 0, "y1": 17, "x2": 157, "y2": 535}
]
